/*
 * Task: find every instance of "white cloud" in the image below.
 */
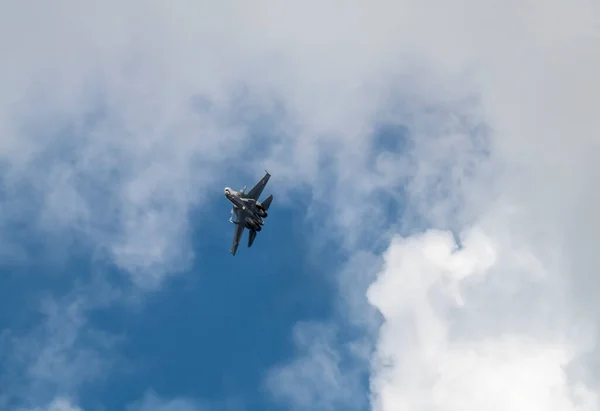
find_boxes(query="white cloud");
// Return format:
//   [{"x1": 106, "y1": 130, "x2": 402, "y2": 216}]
[
  {"x1": 0, "y1": 0, "x2": 486, "y2": 284},
  {"x1": 367, "y1": 228, "x2": 598, "y2": 410},
  {"x1": 241, "y1": 0, "x2": 599, "y2": 409},
  {"x1": 360, "y1": 0, "x2": 600, "y2": 408}
]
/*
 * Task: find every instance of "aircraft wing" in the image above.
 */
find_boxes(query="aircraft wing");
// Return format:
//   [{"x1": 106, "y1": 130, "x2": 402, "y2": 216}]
[
  {"x1": 248, "y1": 229, "x2": 257, "y2": 248},
  {"x1": 230, "y1": 209, "x2": 246, "y2": 256},
  {"x1": 244, "y1": 171, "x2": 270, "y2": 201}
]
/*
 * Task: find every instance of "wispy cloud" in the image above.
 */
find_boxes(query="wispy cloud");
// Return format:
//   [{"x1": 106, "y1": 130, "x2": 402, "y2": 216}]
[
  {"x1": 265, "y1": 321, "x2": 368, "y2": 411},
  {"x1": 1, "y1": 280, "x2": 122, "y2": 408}
]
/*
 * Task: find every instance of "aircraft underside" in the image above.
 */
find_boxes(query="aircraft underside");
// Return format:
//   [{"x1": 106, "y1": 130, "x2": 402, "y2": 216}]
[{"x1": 225, "y1": 171, "x2": 273, "y2": 255}]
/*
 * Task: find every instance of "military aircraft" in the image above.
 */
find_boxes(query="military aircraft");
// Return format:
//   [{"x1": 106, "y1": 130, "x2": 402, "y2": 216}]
[{"x1": 224, "y1": 171, "x2": 273, "y2": 255}]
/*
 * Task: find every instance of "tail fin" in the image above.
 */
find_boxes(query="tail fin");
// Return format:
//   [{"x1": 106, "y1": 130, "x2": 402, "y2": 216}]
[
  {"x1": 248, "y1": 229, "x2": 257, "y2": 247},
  {"x1": 261, "y1": 194, "x2": 273, "y2": 211}
]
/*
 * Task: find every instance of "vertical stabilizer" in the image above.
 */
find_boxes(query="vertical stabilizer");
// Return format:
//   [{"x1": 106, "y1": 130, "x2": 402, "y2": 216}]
[{"x1": 261, "y1": 194, "x2": 273, "y2": 211}]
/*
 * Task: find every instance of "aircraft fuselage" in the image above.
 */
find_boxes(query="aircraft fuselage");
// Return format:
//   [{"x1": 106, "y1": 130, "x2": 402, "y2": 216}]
[{"x1": 224, "y1": 189, "x2": 264, "y2": 226}]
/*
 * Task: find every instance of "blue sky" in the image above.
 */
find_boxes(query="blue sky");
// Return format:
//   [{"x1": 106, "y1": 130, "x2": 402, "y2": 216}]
[
  {"x1": 0, "y1": 172, "x2": 353, "y2": 410},
  {"x1": 0, "y1": 132, "x2": 383, "y2": 410}
]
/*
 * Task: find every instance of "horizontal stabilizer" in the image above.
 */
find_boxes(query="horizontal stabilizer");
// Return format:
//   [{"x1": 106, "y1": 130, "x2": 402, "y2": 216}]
[
  {"x1": 248, "y1": 229, "x2": 257, "y2": 247},
  {"x1": 261, "y1": 194, "x2": 273, "y2": 211}
]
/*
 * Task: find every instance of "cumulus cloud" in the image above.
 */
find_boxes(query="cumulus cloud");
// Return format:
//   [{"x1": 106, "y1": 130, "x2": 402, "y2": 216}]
[
  {"x1": 367, "y1": 229, "x2": 598, "y2": 410},
  {"x1": 359, "y1": 1, "x2": 600, "y2": 409}
]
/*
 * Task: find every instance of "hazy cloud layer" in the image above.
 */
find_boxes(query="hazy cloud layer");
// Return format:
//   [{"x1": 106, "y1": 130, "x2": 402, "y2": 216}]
[{"x1": 1, "y1": 0, "x2": 599, "y2": 410}]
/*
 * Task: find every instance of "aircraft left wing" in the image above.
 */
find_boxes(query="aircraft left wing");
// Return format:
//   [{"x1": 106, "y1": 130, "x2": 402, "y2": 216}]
[
  {"x1": 244, "y1": 171, "x2": 270, "y2": 201},
  {"x1": 230, "y1": 209, "x2": 245, "y2": 256}
]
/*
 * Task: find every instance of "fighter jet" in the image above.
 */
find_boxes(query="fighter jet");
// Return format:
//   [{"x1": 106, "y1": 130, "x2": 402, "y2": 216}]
[{"x1": 224, "y1": 171, "x2": 273, "y2": 256}]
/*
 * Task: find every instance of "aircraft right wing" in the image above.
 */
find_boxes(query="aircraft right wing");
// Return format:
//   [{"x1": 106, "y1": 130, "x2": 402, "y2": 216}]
[
  {"x1": 230, "y1": 209, "x2": 245, "y2": 256},
  {"x1": 244, "y1": 171, "x2": 271, "y2": 201}
]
